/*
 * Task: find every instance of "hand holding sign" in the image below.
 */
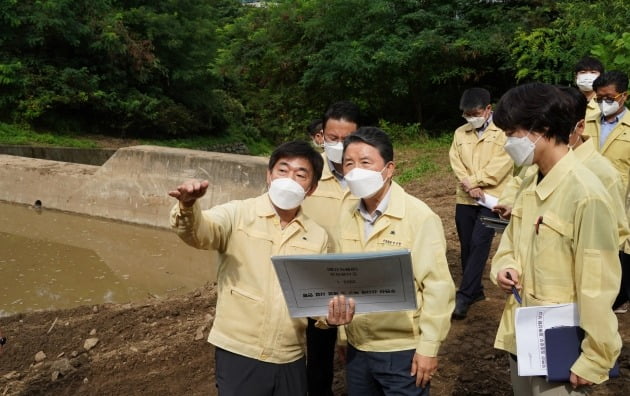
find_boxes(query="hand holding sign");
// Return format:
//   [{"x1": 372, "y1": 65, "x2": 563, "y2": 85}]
[{"x1": 326, "y1": 295, "x2": 356, "y2": 326}]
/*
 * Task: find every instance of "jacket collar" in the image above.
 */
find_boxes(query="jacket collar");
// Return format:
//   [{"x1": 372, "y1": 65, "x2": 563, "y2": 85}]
[
  {"x1": 257, "y1": 193, "x2": 306, "y2": 230},
  {"x1": 535, "y1": 150, "x2": 577, "y2": 201},
  {"x1": 352, "y1": 181, "x2": 405, "y2": 220},
  {"x1": 320, "y1": 152, "x2": 335, "y2": 181},
  {"x1": 572, "y1": 137, "x2": 596, "y2": 162}
]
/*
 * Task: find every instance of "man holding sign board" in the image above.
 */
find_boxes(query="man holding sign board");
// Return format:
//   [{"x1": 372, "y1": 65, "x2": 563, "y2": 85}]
[{"x1": 337, "y1": 127, "x2": 455, "y2": 395}]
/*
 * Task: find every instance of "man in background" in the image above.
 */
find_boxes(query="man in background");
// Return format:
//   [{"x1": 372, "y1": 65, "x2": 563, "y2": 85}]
[
  {"x1": 301, "y1": 100, "x2": 362, "y2": 396},
  {"x1": 307, "y1": 118, "x2": 324, "y2": 151},
  {"x1": 574, "y1": 56, "x2": 604, "y2": 119},
  {"x1": 585, "y1": 71, "x2": 630, "y2": 313},
  {"x1": 448, "y1": 88, "x2": 513, "y2": 320}
]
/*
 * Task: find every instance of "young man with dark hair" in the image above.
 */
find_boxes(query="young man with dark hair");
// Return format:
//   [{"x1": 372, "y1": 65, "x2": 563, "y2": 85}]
[
  {"x1": 491, "y1": 83, "x2": 621, "y2": 395},
  {"x1": 301, "y1": 100, "x2": 362, "y2": 396},
  {"x1": 339, "y1": 126, "x2": 455, "y2": 395},
  {"x1": 574, "y1": 56, "x2": 605, "y2": 119},
  {"x1": 448, "y1": 87, "x2": 513, "y2": 319},
  {"x1": 168, "y1": 141, "x2": 355, "y2": 396}
]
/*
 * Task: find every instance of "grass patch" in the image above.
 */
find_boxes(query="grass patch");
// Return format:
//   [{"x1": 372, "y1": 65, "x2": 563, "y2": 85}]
[
  {"x1": 140, "y1": 135, "x2": 274, "y2": 156},
  {"x1": 395, "y1": 156, "x2": 440, "y2": 185},
  {"x1": 393, "y1": 133, "x2": 452, "y2": 187},
  {"x1": 0, "y1": 122, "x2": 99, "y2": 148}
]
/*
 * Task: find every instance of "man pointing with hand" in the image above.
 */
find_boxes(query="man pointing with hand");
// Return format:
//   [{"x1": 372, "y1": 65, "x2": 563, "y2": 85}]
[{"x1": 169, "y1": 141, "x2": 355, "y2": 396}]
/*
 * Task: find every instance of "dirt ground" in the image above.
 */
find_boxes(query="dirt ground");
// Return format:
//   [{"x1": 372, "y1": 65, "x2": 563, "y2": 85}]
[{"x1": 1, "y1": 144, "x2": 629, "y2": 395}]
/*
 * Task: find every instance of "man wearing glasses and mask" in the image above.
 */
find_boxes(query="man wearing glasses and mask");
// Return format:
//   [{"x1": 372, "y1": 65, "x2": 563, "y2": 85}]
[
  {"x1": 584, "y1": 71, "x2": 630, "y2": 314},
  {"x1": 301, "y1": 101, "x2": 362, "y2": 396}
]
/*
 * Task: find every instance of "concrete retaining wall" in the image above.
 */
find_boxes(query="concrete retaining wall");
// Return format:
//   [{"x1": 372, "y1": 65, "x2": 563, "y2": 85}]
[
  {"x1": 0, "y1": 145, "x2": 269, "y2": 229},
  {"x1": 0, "y1": 145, "x2": 117, "y2": 165}
]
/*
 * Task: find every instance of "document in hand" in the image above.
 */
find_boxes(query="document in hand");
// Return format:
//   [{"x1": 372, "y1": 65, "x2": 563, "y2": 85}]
[
  {"x1": 514, "y1": 303, "x2": 579, "y2": 376},
  {"x1": 545, "y1": 326, "x2": 619, "y2": 383},
  {"x1": 271, "y1": 250, "x2": 416, "y2": 318},
  {"x1": 476, "y1": 193, "x2": 498, "y2": 210}
]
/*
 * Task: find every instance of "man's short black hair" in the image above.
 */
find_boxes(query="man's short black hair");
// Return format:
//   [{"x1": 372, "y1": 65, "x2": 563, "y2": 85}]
[
  {"x1": 268, "y1": 140, "x2": 324, "y2": 188},
  {"x1": 459, "y1": 88, "x2": 491, "y2": 112},
  {"x1": 343, "y1": 126, "x2": 393, "y2": 164},
  {"x1": 557, "y1": 86, "x2": 587, "y2": 126},
  {"x1": 322, "y1": 101, "x2": 361, "y2": 131},
  {"x1": 307, "y1": 119, "x2": 322, "y2": 137},
  {"x1": 593, "y1": 70, "x2": 629, "y2": 93},
  {"x1": 573, "y1": 56, "x2": 604, "y2": 75},
  {"x1": 494, "y1": 83, "x2": 574, "y2": 145}
]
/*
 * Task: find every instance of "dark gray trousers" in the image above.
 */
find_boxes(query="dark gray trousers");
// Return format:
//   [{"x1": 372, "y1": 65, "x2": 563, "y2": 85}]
[{"x1": 215, "y1": 347, "x2": 307, "y2": 396}]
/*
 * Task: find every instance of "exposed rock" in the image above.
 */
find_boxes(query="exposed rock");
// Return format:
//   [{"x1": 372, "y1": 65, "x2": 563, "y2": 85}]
[
  {"x1": 34, "y1": 351, "x2": 46, "y2": 363},
  {"x1": 194, "y1": 325, "x2": 207, "y2": 341},
  {"x1": 83, "y1": 337, "x2": 99, "y2": 351},
  {"x1": 3, "y1": 371, "x2": 20, "y2": 380},
  {"x1": 89, "y1": 328, "x2": 97, "y2": 336},
  {"x1": 50, "y1": 358, "x2": 74, "y2": 376},
  {"x1": 92, "y1": 305, "x2": 99, "y2": 313}
]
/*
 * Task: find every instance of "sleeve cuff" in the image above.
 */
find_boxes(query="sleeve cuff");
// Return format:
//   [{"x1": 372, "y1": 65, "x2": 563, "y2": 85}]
[
  {"x1": 415, "y1": 340, "x2": 440, "y2": 357},
  {"x1": 571, "y1": 355, "x2": 610, "y2": 384}
]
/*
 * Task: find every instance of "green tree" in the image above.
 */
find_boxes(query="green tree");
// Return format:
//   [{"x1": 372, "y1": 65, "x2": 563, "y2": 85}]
[
  {"x1": 0, "y1": 0, "x2": 242, "y2": 137},
  {"x1": 510, "y1": 0, "x2": 630, "y2": 83},
  {"x1": 217, "y1": 0, "x2": 553, "y2": 142}
]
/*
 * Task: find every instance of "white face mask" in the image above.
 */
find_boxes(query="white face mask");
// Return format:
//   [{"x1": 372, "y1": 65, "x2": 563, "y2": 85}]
[
  {"x1": 323, "y1": 141, "x2": 344, "y2": 164},
  {"x1": 345, "y1": 167, "x2": 387, "y2": 198},
  {"x1": 464, "y1": 116, "x2": 486, "y2": 129},
  {"x1": 600, "y1": 100, "x2": 621, "y2": 117},
  {"x1": 268, "y1": 177, "x2": 306, "y2": 210},
  {"x1": 503, "y1": 132, "x2": 541, "y2": 167},
  {"x1": 575, "y1": 73, "x2": 599, "y2": 92}
]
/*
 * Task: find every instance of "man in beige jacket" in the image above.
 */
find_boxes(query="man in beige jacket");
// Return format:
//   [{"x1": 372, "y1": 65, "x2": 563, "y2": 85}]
[
  {"x1": 448, "y1": 88, "x2": 513, "y2": 319},
  {"x1": 169, "y1": 141, "x2": 354, "y2": 396}
]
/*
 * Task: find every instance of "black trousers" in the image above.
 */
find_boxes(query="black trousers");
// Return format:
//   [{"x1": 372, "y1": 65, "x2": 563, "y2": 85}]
[
  {"x1": 215, "y1": 347, "x2": 307, "y2": 396},
  {"x1": 454, "y1": 204, "x2": 496, "y2": 304},
  {"x1": 613, "y1": 251, "x2": 630, "y2": 308},
  {"x1": 306, "y1": 318, "x2": 337, "y2": 396}
]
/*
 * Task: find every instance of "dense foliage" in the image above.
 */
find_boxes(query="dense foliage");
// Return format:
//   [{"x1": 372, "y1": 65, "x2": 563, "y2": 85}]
[{"x1": 0, "y1": 0, "x2": 628, "y2": 144}]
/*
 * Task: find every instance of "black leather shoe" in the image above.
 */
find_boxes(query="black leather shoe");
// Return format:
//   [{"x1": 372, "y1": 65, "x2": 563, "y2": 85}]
[
  {"x1": 471, "y1": 292, "x2": 486, "y2": 305},
  {"x1": 451, "y1": 301, "x2": 469, "y2": 320}
]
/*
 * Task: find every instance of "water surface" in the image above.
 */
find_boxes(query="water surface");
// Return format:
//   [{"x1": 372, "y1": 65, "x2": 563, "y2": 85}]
[{"x1": 0, "y1": 202, "x2": 215, "y2": 317}]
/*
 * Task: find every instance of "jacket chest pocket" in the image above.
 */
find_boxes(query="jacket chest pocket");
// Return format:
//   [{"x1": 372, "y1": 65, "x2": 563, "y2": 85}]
[
  {"x1": 532, "y1": 213, "x2": 573, "y2": 288},
  {"x1": 617, "y1": 130, "x2": 630, "y2": 142},
  {"x1": 235, "y1": 224, "x2": 273, "y2": 254},
  {"x1": 285, "y1": 238, "x2": 323, "y2": 254}
]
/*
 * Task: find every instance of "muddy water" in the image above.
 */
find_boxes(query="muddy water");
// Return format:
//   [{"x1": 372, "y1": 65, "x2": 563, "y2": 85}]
[{"x1": 0, "y1": 202, "x2": 216, "y2": 317}]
